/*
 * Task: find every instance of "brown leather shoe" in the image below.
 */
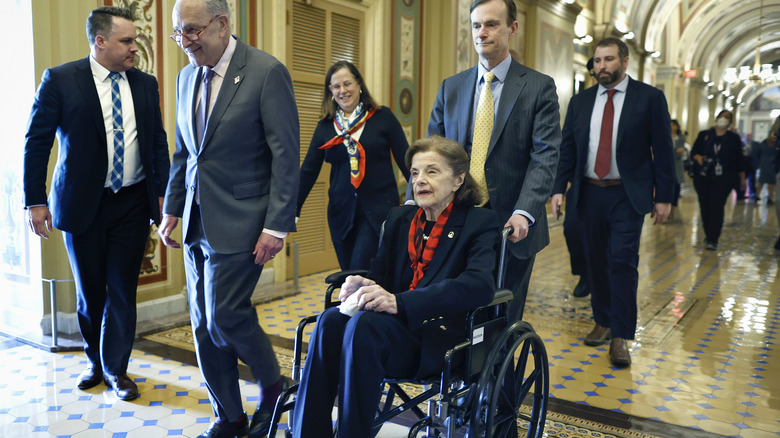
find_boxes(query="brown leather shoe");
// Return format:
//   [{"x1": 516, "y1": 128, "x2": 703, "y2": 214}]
[
  {"x1": 609, "y1": 337, "x2": 631, "y2": 367},
  {"x1": 76, "y1": 364, "x2": 103, "y2": 390},
  {"x1": 104, "y1": 373, "x2": 139, "y2": 401},
  {"x1": 584, "y1": 324, "x2": 611, "y2": 346}
]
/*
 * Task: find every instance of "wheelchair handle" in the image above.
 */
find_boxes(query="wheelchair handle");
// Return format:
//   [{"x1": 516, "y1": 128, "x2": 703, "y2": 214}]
[{"x1": 497, "y1": 226, "x2": 513, "y2": 289}]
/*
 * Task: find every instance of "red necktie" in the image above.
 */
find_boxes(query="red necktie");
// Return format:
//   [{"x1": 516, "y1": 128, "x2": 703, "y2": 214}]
[{"x1": 595, "y1": 89, "x2": 617, "y2": 179}]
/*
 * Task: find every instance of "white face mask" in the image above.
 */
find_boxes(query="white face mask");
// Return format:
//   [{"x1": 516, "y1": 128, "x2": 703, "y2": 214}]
[{"x1": 716, "y1": 117, "x2": 730, "y2": 129}]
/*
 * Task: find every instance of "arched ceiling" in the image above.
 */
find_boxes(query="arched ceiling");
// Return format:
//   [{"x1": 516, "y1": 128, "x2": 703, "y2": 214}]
[{"x1": 614, "y1": 0, "x2": 780, "y2": 87}]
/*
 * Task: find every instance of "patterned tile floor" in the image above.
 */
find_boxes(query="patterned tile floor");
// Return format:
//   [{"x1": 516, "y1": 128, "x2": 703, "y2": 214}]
[{"x1": 1, "y1": 186, "x2": 779, "y2": 437}]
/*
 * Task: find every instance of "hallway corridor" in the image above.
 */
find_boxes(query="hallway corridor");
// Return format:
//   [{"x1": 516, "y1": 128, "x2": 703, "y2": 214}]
[{"x1": 1, "y1": 185, "x2": 778, "y2": 437}]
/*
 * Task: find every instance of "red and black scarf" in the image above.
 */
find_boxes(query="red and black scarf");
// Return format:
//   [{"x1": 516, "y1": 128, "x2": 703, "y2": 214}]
[
  {"x1": 318, "y1": 105, "x2": 376, "y2": 189},
  {"x1": 407, "y1": 202, "x2": 454, "y2": 290}
]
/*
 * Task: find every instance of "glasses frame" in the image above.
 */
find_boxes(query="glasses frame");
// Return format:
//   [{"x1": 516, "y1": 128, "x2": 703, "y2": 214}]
[{"x1": 170, "y1": 15, "x2": 219, "y2": 43}]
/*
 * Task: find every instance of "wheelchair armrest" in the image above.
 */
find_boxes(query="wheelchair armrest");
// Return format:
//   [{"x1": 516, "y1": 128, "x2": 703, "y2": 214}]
[
  {"x1": 488, "y1": 288, "x2": 513, "y2": 306},
  {"x1": 324, "y1": 270, "x2": 369, "y2": 285}
]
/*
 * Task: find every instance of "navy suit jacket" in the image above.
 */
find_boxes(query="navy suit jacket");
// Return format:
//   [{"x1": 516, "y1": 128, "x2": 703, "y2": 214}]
[
  {"x1": 297, "y1": 106, "x2": 410, "y2": 239},
  {"x1": 553, "y1": 78, "x2": 675, "y2": 214},
  {"x1": 367, "y1": 205, "x2": 499, "y2": 378},
  {"x1": 425, "y1": 60, "x2": 561, "y2": 259},
  {"x1": 164, "y1": 38, "x2": 300, "y2": 254},
  {"x1": 24, "y1": 57, "x2": 170, "y2": 234}
]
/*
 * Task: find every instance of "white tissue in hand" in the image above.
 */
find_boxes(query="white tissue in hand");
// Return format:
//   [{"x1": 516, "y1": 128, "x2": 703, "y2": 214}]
[{"x1": 339, "y1": 291, "x2": 361, "y2": 317}]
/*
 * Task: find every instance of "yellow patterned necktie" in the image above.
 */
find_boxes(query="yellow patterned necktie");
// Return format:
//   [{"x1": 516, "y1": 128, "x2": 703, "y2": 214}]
[{"x1": 470, "y1": 71, "x2": 494, "y2": 205}]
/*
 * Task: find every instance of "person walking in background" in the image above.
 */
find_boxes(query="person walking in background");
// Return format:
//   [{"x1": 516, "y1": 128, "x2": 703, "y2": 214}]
[
  {"x1": 297, "y1": 61, "x2": 410, "y2": 271},
  {"x1": 551, "y1": 37, "x2": 675, "y2": 368},
  {"x1": 23, "y1": 6, "x2": 170, "y2": 401},
  {"x1": 157, "y1": 0, "x2": 299, "y2": 436},
  {"x1": 690, "y1": 110, "x2": 746, "y2": 251},
  {"x1": 753, "y1": 121, "x2": 779, "y2": 205},
  {"x1": 420, "y1": 0, "x2": 560, "y2": 322},
  {"x1": 669, "y1": 119, "x2": 687, "y2": 222}
]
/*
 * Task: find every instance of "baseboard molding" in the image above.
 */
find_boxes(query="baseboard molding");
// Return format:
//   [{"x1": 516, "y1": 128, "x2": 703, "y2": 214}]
[{"x1": 38, "y1": 267, "x2": 276, "y2": 336}]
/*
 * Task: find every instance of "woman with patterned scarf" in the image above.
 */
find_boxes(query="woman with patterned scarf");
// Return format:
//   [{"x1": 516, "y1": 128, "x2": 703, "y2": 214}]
[
  {"x1": 291, "y1": 136, "x2": 500, "y2": 437},
  {"x1": 297, "y1": 61, "x2": 411, "y2": 270}
]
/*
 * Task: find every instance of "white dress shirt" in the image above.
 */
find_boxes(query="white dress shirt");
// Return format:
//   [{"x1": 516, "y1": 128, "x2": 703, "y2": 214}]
[
  {"x1": 90, "y1": 56, "x2": 143, "y2": 188},
  {"x1": 586, "y1": 75, "x2": 629, "y2": 180}
]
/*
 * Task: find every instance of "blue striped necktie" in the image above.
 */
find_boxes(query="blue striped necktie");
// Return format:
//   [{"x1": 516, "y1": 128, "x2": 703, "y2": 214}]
[{"x1": 108, "y1": 72, "x2": 124, "y2": 192}]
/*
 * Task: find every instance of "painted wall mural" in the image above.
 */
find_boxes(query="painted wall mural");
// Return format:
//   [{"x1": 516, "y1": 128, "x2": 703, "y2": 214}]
[{"x1": 393, "y1": 0, "x2": 420, "y2": 142}]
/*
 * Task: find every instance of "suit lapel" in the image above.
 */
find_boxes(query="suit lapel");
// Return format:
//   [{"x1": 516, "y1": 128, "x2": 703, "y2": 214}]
[
  {"x1": 183, "y1": 67, "x2": 201, "y2": 154},
  {"x1": 615, "y1": 78, "x2": 637, "y2": 149},
  {"x1": 417, "y1": 207, "x2": 467, "y2": 288},
  {"x1": 490, "y1": 61, "x2": 526, "y2": 154},
  {"x1": 201, "y1": 38, "x2": 247, "y2": 151},
  {"x1": 74, "y1": 58, "x2": 106, "y2": 145},
  {"x1": 455, "y1": 68, "x2": 478, "y2": 146},
  {"x1": 579, "y1": 86, "x2": 598, "y2": 170},
  {"x1": 126, "y1": 69, "x2": 145, "y2": 150}
]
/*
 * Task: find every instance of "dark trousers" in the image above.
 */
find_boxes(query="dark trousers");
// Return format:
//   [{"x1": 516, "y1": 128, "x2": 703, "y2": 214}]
[
  {"x1": 579, "y1": 183, "x2": 644, "y2": 340},
  {"x1": 693, "y1": 175, "x2": 734, "y2": 244},
  {"x1": 184, "y1": 206, "x2": 280, "y2": 422},
  {"x1": 503, "y1": 255, "x2": 535, "y2": 323},
  {"x1": 291, "y1": 308, "x2": 420, "y2": 438},
  {"x1": 331, "y1": 208, "x2": 379, "y2": 271},
  {"x1": 62, "y1": 182, "x2": 149, "y2": 375},
  {"x1": 563, "y1": 193, "x2": 586, "y2": 277}
]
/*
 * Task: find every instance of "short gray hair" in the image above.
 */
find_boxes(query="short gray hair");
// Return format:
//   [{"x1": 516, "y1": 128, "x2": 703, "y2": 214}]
[{"x1": 204, "y1": 0, "x2": 230, "y2": 18}]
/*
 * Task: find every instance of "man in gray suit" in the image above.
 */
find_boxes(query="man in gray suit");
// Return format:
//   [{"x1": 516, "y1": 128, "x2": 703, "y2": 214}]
[
  {"x1": 158, "y1": 0, "x2": 299, "y2": 437},
  {"x1": 424, "y1": 0, "x2": 560, "y2": 322}
]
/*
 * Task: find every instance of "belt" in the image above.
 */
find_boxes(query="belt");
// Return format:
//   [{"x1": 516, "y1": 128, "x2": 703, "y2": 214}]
[
  {"x1": 584, "y1": 178, "x2": 622, "y2": 187},
  {"x1": 103, "y1": 181, "x2": 145, "y2": 196}
]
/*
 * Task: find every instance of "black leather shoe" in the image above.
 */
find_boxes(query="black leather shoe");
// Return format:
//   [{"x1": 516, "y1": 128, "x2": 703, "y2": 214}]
[
  {"x1": 774, "y1": 235, "x2": 780, "y2": 250},
  {"x1": 247, "y1": 378, "x2": 290, "y2": 438},
  {"x1": 77, "y1": 364, "x2": 103, "y2": 390},
  {"x1": 584, "y1": 324, "x2": 611, "y2": 346},
  {"x1": 103, "y1": 373, "x2": 139, "y2": 401},
  {"x1": 198, "y1": 415, "x2": 248, "y2": 438},
  {"x1": 572, "y1": 277, "x2": 589, "y2": 298},
  {"x1": 609, "y1": 337, "x2": 631, "y2": 367}
]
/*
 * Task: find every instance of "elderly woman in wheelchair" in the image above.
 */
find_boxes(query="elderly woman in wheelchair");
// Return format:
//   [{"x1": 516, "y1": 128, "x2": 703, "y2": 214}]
[{"x1": 290, "y1": 136, "x2": 500, "y2": 437}]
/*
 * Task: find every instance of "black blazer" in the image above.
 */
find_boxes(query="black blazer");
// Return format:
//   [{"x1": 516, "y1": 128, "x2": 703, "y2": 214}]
[
  {"x1": 554, "y1": 78, "x2": 675, "y2": 214},
  {"x1": 297, "y1": 106, "x2": 410, "y2": 239},
  {"x1": 24, "y1": 57, "x2": 170, "y2": 234},
  {"x1": 690, "y1": 128, "x2": 744, "y2": 178},
  {"x1": 368, "y1": 204, "x2": 499, "y2": 378}
]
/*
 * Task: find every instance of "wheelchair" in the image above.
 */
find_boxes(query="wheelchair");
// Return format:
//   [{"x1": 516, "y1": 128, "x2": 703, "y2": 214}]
[{"x1": 267, "y1": 227, "x2": 549, "y2": 438}]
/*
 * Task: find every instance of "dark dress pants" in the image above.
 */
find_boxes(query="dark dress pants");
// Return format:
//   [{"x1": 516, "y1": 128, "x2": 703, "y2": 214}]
[
  {"x1": 331, "y1": 206, "x2": 379, "y2": 271},
  {"x1": 291, "y1": 307, "x2": 420, "y2": 438},
  {"x1": 184, "y1": 205, "x2": 280, "y2": 422},
  {"x1": 693, "y1": 175, "x2": 734, "y2": 244},
  {"x1": 579, "y1": 183, "x2": 644, "y2": 340},
  {"x1": 563, "y1": 193, "x2": 587, "y2": 277},
  {"x1": 62, "y1": 182, "x2": 149, "y2": 375}
]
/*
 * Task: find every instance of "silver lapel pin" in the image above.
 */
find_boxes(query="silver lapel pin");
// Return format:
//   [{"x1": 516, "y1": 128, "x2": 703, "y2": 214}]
[{"x1": 234, "y1": 76, "x2": 240, "y2": 84}]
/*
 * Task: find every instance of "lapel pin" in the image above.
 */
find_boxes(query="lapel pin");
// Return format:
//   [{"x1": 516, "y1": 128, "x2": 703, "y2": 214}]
[
  {"x1": 234, "y1": 76, "x2": 240, "y2": 84},
  {"x1": 448, "y1": 231, "x2": 454, "y2": 238}
]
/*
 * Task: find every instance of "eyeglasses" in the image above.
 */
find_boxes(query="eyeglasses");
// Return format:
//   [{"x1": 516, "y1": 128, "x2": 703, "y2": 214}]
[
  {"x1": 328, "y1": 80, "x2": 355, "y2": 92},
  {"x1": 170, "y1": 16, "x2": 218, "y2": 43}
]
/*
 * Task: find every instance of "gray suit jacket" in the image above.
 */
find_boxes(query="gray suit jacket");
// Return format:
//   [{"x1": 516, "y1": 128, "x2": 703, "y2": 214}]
[
  {"x1": 164, "y1": 38, "x2": 300, "y2": 254},
  {"x1": 426, "y1": 60, "x2": 561, "y2": 259}
]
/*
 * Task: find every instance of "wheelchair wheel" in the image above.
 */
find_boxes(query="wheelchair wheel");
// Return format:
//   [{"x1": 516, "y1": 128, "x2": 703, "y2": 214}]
[{"x1": 469, "y1": 321, "x2": 549, "y2": 438}]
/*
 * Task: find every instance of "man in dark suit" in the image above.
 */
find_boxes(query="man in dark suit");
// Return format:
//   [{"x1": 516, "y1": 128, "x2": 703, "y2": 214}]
[
  {"x1": 23, "y1": 6, "x2": 170, "y2": 401},
  {"x1": 158, "y1": 1, "x2": 299, "y2": 437},
  {"x1": 551, "y1": 37, "x2": 675, "y2": 367},
  {"x1": 421, "y1": 0, "x2": 560, "y2": 322}
]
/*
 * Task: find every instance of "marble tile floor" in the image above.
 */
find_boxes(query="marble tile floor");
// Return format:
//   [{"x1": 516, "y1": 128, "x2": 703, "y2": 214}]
[{"x1": 1, "y1": 186, "x2": 779, "y2": 437}]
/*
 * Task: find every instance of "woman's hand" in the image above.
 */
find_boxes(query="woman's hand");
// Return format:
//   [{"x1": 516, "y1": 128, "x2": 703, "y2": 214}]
[
  {"x1": 339, "y1": 275, "x2": 376, "y2": 302},
  {"x1": 692, "y1": 154, "x2": 704, "y2": 166},
  {"x1": 354, "y1": 285, "x2": 398, "y2": 315}
]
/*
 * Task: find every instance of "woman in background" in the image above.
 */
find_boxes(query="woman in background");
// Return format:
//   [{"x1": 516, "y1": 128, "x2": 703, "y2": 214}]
[
  {"x1": 297, "y1": 61, "x2": 410, "y2": 270},
  {"x1": 690, "y1": 110, "x2": 746, "y2": 250},
  {"x1": 670, "y1": 119, "x2": 687, "y2": 221}
]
